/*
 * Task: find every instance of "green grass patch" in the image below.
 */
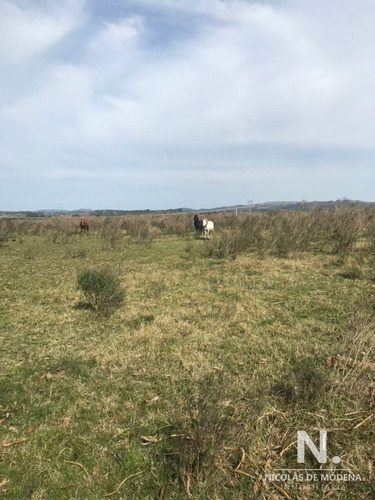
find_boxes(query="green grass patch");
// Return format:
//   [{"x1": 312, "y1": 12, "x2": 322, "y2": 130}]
[{"x1": 1, "y1": 215, "x2": 374, "y2": 498}]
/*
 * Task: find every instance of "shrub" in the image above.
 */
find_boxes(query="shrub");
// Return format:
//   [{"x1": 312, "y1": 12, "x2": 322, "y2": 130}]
[
  {"x1": 163, "y1": 373, "x2": 250, "y2": 495},
  {"x1": 263, "y1": 213, "x2": 297, "y2": 257},
  {"x1": 77, "y1": 268, "x2": 125, "y2": 314},
  {"x1": 100, "y1": 218, "x2": 123, "y2": 249},
  {"x1": 328, "y1": 204, "x2": 364, "y2": 254},
  {"x1": 258, "y1": 212, "x2": 317, "y2": 257},
  {"x1": 204, "y1": 230, "x2": 251, "y2": 260},
  {"x1": 121, "y1": 217, "x2": 159, "y2": 246}
]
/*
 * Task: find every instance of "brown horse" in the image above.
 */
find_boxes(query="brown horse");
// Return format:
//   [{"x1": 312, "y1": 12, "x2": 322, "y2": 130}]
[{"x1": 80, "y1": 218, "x2": 89, "y2": 234}]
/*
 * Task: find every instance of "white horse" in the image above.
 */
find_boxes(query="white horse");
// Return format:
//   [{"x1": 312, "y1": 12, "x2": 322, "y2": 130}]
[{"x1": 202, "y1": 219, "x2": 214, "y2": 238}]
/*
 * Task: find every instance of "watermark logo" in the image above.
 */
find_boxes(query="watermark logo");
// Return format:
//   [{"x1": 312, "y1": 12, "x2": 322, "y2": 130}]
[
  {"x1": 297, "y1": 430, "x2": 341, "y2": 465},
  {"x1": 264, "y1": 430, "x2": 364, "y2": 492}
]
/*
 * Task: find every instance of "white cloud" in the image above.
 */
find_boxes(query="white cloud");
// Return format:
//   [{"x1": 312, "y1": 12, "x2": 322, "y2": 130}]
[
  {"x1": 0, "y1": 0, "x2": 86, "y2": 64},
  {"x1": 1, "y1": 0, "x2": 375, "y2": 209},
  {"x1": 89, "y1": 16, "x2": 143, "y2": 54}
]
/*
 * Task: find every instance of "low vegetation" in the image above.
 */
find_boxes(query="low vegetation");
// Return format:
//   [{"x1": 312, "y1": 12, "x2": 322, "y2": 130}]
[
  {"x1": 77, "y1": 268, "x2": 125, "y2": 315},
  {"x1": 0, "y1": 204, "x2": 374, "y2": 499}
]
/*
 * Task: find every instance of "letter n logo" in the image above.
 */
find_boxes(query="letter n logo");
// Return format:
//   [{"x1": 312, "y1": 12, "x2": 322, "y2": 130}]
[{"x1": 297, "y1": 431, "x2": 327, "y2": 464}]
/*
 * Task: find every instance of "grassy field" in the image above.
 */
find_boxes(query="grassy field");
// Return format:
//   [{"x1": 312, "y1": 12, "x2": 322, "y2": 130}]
[{"x1": 0, "y1": 209, "x2": 375, "y2": 499}]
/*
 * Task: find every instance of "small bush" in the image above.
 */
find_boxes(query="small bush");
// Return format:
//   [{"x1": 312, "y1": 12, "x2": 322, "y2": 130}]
[
  {"x1": 100, "y1": 218, "x2": 123, "y2": 249},
  {"x1": 329, "y1": 204, "x2": 364, "y2": 254},
  {"x1": 122, "y1": 218, "x2": 159, "y2": 247},
  {"x1": 77, "y1": 268, "x2": 125, "y2": 314},
  {"x1": 163, "y1": 373, "x2": 252, "y2": 495}
]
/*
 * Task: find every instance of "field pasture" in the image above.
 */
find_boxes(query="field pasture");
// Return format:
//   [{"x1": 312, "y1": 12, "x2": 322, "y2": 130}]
[{"x1": 1, "y1": 206, "x2": 375, "y2": 499}]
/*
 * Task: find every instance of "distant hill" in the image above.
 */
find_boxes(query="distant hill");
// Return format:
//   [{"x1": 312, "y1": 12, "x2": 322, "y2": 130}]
[{"x1": 1, "y1": 200, "x2": 374, "y2": 218}]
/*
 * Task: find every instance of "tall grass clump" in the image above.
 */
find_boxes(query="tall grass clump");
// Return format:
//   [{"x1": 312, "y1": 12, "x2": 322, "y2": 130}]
[
  {"x1": 99, "y1": 217, "x2": 123, "y2": 248},
  {"x1": 328, "y1": 204, "x2": 365, "y2": 254},
  {"x1": 274, "y1": 357, "x2": 330, "y2": 408},
  {"x1": 261, "y1": 213, "x2": 297, "y2": 257},
  {"x1": 204, "y1": 230, "x2": 251, "y2": 260},
  {"x1": 331, "y1": 315, "x2": 375, "y2": 408},
  {"x1": 0, "y1": 218, "x2": 21, "y2": 242},
  {"x1": 121, "y1": 217, "x2": 160, "y2": 246},
  {"x1": 77, "y1": 267, "x2": 125, "y2": 315},
  {"x1": 153, "y1": 213, "x2": 192, "y2": 237},
  {"x1": 365, "y1": 209, "x2": 375, "y2": 258},
  {"x1": 256, "y1": 211, "x2": 319, "y2": 257},
  {"x1": 163, "y1": 373, "x2": 252, "y2": 496},
  {"x1": 0, "y1": 229, "x2": 9, "y2": 248}
]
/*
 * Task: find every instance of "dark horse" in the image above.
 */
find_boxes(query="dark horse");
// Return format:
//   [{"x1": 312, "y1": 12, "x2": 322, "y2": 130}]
[
  {"x1": 80, "y1": 218, "x2": 89, "y2": 234},
  {"x1": 193, "y1": 214, "x2": 204, "y2": 235}
]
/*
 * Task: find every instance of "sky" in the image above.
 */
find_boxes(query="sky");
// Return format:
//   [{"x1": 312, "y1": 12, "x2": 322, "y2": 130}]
[{"x1": 1, "y1": 0, "x2": 375, "y2": 211}]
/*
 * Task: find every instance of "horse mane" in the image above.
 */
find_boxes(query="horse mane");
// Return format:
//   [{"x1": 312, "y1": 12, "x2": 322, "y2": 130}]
[{"x1": 194, "y1": 214, "x2": 203, "y2": 231}]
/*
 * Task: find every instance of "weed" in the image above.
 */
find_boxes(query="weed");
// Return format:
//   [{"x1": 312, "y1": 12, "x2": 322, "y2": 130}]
[
  {"x1": 329, "y1": 204, "x2": 364, "y2": 254},
  {"x1": 273, "y1": 357, "x2": 330, "y2": 407},
  {"x1": 204, "y1": 230, "x2": 251, "y2": 260},
  {"x1": 23, "y1": 247, "x2": 36, "y2": 260},
  {"x1": 122, "y1": 218, "x2": 159, "y2": 246},
  {"x1": 163, "y1": 373, "x2": 251, "y2": 495},
  {"x1": 331, "y1": 315, "x2": 375, "y2": 407},
  {"x1": 68, "y1": 248, "x2": 88, "y2": 259},
  {"x1": 100, "y1": 218, "x2": 123, "y2": 249},
  {"x1": 339, "y1": 266, "x2": 363, "y2": 280}
]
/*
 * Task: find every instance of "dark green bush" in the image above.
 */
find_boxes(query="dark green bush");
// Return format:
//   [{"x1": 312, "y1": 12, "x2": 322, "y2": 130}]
[{"x1": 77, "y1": 268, "x2": 125, "y2": 314}]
